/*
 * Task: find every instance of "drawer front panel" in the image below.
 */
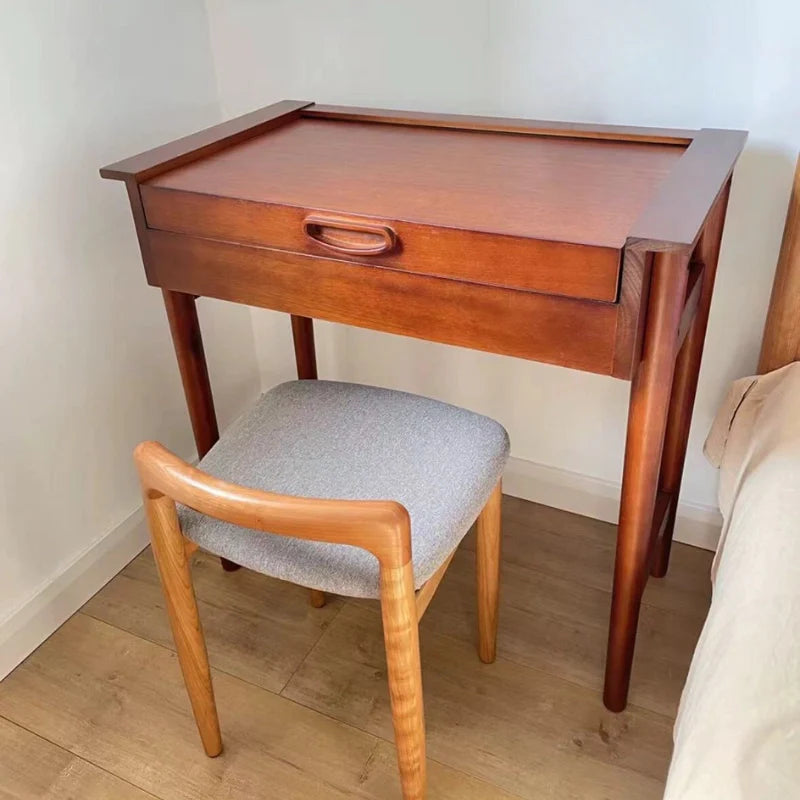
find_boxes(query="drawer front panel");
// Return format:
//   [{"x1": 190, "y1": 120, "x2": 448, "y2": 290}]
[
  {"x1": 144, "y1": 230, "x2": 619, "y2": 374},
  {"x1": 141, "y1": 186, "x2": 621, "y2": 302}
]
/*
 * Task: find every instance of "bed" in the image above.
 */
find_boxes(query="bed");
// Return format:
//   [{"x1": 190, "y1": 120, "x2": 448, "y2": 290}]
[{"x1": 664, "y1": 157, "x2": 800, "y2": 798}]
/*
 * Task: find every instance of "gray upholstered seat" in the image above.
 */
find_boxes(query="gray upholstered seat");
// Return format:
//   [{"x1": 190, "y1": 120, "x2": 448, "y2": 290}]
[{"x1": 178, "y1": 380, "x2": 509, "y2": 598}]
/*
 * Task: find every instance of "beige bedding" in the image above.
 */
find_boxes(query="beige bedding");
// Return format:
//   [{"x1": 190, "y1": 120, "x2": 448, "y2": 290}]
[{"x1": 664, "y1": 362, "x2": 800, "y2": 799}]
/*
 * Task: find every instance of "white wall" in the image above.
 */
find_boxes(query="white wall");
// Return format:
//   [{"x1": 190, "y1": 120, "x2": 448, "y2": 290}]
[
  {"x1": 206, "y1": 0, "x2": 799, "y2": 534},
  {"x1": 0, "y1": 1, "x2": 260, "y2": 672}
]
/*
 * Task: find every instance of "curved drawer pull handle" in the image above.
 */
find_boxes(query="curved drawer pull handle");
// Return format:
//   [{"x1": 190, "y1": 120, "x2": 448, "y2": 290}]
[{"x1": 303, "y1": 215, "x2": 397, "y2": 256}]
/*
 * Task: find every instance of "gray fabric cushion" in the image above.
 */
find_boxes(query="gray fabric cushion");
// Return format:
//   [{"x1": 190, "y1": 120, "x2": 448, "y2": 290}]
[{"x1": 178, "y1": 380, "x2": 509, "y2": 598}]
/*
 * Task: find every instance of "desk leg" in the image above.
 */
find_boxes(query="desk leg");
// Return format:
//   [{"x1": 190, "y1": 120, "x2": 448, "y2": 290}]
[
  {"x1": 163, "y1": 290, "x2": 220, "y2": 457},
  {"x1": 604, "y1": 251, "x2": 689, "y2": 712},
  {"x1": 291, "y1": 315, "x2": 318, "y2": 380},
  {"x1": 651, "y1": 185, "x2": 731, "y2": 577},
  {"x1": 290, "y1": 315, "x2": 326, "y2": 608},
  {"x1": 162, "y1": 290, "x2": 238, "y2": 573}
]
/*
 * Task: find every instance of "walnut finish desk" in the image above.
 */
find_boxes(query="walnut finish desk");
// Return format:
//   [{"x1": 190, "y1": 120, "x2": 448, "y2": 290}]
[{"x1": 101, "y1": 100, "x2": 746, "y2": 711}]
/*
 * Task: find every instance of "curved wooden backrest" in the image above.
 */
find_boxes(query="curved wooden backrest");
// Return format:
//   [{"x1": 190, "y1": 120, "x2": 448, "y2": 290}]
[
  {"x1": 759, "y1": 154, "x2": 800, "y2": 373},
  {"x1": 134, "y1": 441, "x2": 411, "y2": 567}
]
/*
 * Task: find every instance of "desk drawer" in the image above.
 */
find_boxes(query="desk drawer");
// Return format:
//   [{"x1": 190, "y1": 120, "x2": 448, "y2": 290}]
[
  {"x1": 144, "y1": 229, "x2": 620, "y2": 375},
  {"x1": 140, "y1": 186, "x2": 622, "y2": 302}
]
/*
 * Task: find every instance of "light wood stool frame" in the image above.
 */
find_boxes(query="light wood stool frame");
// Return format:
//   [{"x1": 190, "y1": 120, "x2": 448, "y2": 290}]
[{"x1": 135, "y1": 441, "x2": 502, "y2": 800}]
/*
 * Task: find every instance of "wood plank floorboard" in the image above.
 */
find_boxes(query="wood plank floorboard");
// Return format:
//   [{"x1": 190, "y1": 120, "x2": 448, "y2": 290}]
[
  {"x1": 0, "y1": 717, "x2": 156, "y2": 799},
  {"x1": 0, "y1": 495, "x2": 713, "y2": 799},
  {"x1": 282, "y1": 602, "x2": 669, "y2": 799},
  {"x1": 418, "y1": 547, "x2": 703, "y2": 718},
  {"x1": 82, "y1": 549, "x2": 345, "y2": 694}
]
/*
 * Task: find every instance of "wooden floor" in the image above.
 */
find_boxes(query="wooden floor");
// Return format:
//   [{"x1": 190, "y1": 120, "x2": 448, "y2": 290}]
[{"x1": 0, "y1": 495, "x2": 713, "y2": 799}]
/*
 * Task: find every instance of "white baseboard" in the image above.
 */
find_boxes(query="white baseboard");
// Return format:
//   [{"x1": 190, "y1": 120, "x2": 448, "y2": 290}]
[
  {"x1": 503, "y1": 455, "x2": 722, "y2": 552},
  {"x1": 0, "y1": 507, "x2": 149, "y2": 680}
]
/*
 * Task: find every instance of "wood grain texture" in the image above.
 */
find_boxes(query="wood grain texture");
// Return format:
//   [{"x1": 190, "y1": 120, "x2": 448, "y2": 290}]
[
  {"x1": 123, "y1": 180, "x2": 154, "y2": 266},
  {"x1": 161, "y1": 290, "x2": 219, "y2": 459},
  {"x1": 651, "y1": 184, "x2": 731, "y2": 577},
  {"x1": 141, "y1": 117, "x2": 690, "y2": 305},
  {"x1": 145, "y1": 230, "x2": 619, "y2": 375},
  {"x1": 303, "y1": 214, "x2": 397, "y2": 256},
  {"x1": 141, "y1": 185, "x2": 622, "y2": 302},
  {"x1": 476, "y1": 481, "x2": 502, "y2": 664},
  {"x1": 82, "y1": 548, "x2": 344, "y2": 694},
  {"x1": 162, "y1": 290, "x2": 238, "y2": 573},
  {"x1": 146, "y1": 118, "x2": 683, "y2": 249},
  {"x1": 415, "y1": 548, "x2": 457, "y2": 621},
  {"x1": 284, "y1": 603, "x2": 668, "y2": 799},
  {"x1": 359, "y1": 739, "x2": 519, "y2": 800},
  {"x1": 0, "y1": 615, "x2": 387, "y2": 800},
  {"x1": 613, "y1": 129, "x2": 743, "y2": 377},
  {"x1": 143, "y1": 492, "x2": 222, "y2": 757},
  {"x1": 100, "y1": 100, "x2": 311, "y2": 182},
  {"x1": 650, "y1": 491, "x2": 674, "y2": 553},
  {"x1": 0, "y1": 614, "x2": 515, "y2": 800},
  {"x1": 436, "y1": 532, "x2": 706, "y2": 719},
  {"x1": 628, "y1": 128, "x2": 746, "y2": 249},
  {"x1": 135, "y1": 442, "x2": 410, "y2": 568},
  {"x1": 676, "y1": 262, "x2": 705, "y2": 351},
  {"x1": 0, "y1": 717, "x2": 154, "y2": 800},
  {"x1": 611, "y1": 247, "x2": 651, "y2": 378},
  {"x1": 302, "y1": 104, "x2": 696, "y2": 145},
  {"x1": 759, "y1": 154, "x2": 800, "y2": 372},
  {"x1": 604, "y1": 250, "x2": 690, "y2": 712},
  {"x1": 291, "y1": 315, "x2": 318, "y2": 380},
  {"x1": 490, "y1": 496, "x2": 713, "y2": 624},
  {"x1": 135, "y1": 440, "x2": 432, "y2": 798},
  {"x1": 380, "y1": 563, "x2": 426, "y2": 800}
]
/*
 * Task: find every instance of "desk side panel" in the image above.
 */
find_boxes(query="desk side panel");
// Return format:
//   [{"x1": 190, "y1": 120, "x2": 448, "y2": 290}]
[{"x1": 144, "y1": 231, "x2": 619, "y2": 375}]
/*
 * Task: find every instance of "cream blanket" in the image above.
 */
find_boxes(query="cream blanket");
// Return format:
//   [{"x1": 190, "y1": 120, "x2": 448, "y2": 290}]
[{"x1": 664, "y1": 362, "x2": 800, "y2": 798}]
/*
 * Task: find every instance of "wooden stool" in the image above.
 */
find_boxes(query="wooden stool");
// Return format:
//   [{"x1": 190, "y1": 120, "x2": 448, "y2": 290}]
[{"x1": 135, "y1": 380, "x2": 508, "y2": 800}]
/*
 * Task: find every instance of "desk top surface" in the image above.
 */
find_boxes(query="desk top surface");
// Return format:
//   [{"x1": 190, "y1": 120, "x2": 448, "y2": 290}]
[{"x1": 147, "y1": 117, "x2": 685, "y2": 249}]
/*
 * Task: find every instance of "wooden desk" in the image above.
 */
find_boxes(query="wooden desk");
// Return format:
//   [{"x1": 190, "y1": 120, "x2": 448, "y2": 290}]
[{"x1": 101, "y1": 100, "x2": 745, "y2": 711}]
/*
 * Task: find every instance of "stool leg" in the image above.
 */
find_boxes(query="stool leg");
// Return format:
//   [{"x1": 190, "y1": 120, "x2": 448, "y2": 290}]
[
  {"x1": 476, "y1": 480, "x2": 502, "y2": 664},
  {"x1": 145, "y1": 491, "x2": 222, "y2": 757},
  {"x1": 380, "y1": 562, "x2": 426, "y2": 800}
]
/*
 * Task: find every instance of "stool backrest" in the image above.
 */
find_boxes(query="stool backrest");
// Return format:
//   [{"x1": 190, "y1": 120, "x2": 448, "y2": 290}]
[{"x1": 133, "y1": 440, "x2": 411, "y2": 567}]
